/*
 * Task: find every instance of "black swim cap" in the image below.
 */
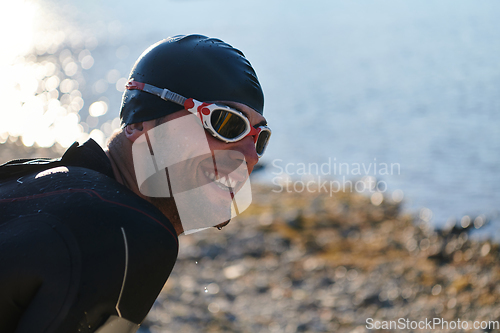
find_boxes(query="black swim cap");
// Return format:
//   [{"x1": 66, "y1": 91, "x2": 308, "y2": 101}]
[{"x1": 120, "y1": 35, "x2": 264, "y2": 125}]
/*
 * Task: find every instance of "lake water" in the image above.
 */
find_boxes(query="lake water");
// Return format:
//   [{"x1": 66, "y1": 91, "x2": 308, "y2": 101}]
[{"x1": 2, "y1": 0, "x2": 500, "y2": 237}]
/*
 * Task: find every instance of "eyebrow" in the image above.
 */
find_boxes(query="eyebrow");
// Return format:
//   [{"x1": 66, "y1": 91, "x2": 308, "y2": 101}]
[
  {"x1": 236, "y1": 109, "x2": 267, "y2": 127},
  {"x1": 219, "y1": 101, "x2": 268, "y2": 127},
  {"x1": 254, "y1": 120, "x2": 268, "y2": 127}
]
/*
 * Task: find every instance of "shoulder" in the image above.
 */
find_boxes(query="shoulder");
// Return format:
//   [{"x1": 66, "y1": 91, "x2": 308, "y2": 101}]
[{"x1": 1, "y1": 165, "x2": 178, "y2": 247}]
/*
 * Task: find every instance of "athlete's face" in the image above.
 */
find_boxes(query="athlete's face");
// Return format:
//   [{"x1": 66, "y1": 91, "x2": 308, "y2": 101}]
[{"x1": 139, "y1": 102, "x2": 266, "y2": 233}]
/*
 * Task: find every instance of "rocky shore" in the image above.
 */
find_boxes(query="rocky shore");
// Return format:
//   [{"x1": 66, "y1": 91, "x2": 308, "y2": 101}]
[{"x1": 141, "y1": 184, "x2": 500, "y2": 333}]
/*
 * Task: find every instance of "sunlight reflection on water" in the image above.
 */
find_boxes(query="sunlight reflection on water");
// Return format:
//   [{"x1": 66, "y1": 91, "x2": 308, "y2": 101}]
[{"x1": 0, "y1": 0, "x2": 124, "y2": 149}]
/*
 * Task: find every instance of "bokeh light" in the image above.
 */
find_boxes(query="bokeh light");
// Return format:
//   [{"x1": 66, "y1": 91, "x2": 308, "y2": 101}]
[
  {"x1": 89, "y1": 101, "x2": 108, "y2": 117},
  {"x1": 0, "y1": 0, "x2": 122, "y2": 150}
]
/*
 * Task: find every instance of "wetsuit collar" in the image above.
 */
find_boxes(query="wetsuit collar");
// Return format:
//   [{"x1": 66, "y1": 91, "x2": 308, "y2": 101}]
[{"x1": 61, "y1": 139, "x2": 115, "y2": 179}]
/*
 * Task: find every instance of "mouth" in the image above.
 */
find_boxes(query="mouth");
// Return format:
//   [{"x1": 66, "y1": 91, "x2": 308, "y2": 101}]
[
  {"x1": 204, "y1": 170, "x2": 238, "y2": 193},
  {"x1": 197, "y1": 151, "x2": 250, "y2": 197}
]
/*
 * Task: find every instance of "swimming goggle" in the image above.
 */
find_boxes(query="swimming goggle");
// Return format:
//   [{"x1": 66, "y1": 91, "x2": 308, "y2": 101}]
[{"x1": 126, "y1": 80, "x2": 271, "y2": 157}]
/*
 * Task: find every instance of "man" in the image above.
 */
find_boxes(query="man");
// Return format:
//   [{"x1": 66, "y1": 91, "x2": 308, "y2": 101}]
[{"x1": 0, "y1": 35, "x2": 270, "y2": 333}]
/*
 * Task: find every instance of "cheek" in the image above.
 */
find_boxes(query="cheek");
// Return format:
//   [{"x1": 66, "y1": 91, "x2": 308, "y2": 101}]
[{"x1": 205, "y1": 132, "x2": 227, "y2": 151}]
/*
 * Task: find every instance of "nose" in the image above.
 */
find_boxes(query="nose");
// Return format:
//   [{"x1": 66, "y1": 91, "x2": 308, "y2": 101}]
[{"x1": 229, "y1": 136, "x2": 259, "y2": 173}]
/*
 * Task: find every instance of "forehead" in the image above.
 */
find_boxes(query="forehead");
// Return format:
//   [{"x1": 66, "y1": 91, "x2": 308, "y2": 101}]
[{"x1": 217, "y1": 101, "x2": 267, "y2": 127}]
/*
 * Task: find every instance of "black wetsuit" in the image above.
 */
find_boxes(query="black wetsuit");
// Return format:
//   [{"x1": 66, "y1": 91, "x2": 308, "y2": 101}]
[{"x1": 0, "y1": 139, "x2": 178, "y2": 333}]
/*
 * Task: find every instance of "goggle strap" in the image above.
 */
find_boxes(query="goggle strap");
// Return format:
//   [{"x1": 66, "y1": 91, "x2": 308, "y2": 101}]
[
  {"x1": 161, "y1": 89, "x2": 187, "y2": 106},
  {"x1": 126, "y1": 79, "x2": 187, "y2": 107}
]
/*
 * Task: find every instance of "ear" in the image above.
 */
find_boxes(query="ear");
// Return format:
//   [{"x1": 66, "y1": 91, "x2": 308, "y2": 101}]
[{"x1": 124, "y1": 122, "x2": 145, "y2": 142}]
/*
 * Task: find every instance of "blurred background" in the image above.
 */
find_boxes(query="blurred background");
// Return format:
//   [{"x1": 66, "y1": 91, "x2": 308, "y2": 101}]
[
  {"x1": 2, "y1": 1, "x2": 500, "y2": 332},
  {"x1": 1, "y1": 0, "x2": 499, "y2": 236}
]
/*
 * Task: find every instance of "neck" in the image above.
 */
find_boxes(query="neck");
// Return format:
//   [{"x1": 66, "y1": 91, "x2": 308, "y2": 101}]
[{"x1": 105, "y1": 137, "x2": 141, "y2": 196}]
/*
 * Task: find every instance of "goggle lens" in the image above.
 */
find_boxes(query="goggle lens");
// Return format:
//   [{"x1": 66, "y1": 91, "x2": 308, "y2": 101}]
[
  {"x1": 211, "y1": 109, "x2": 248, "y2": 139},
  {"x1": 255, "y1": 129, "x2": 271, "y2": 156}
]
